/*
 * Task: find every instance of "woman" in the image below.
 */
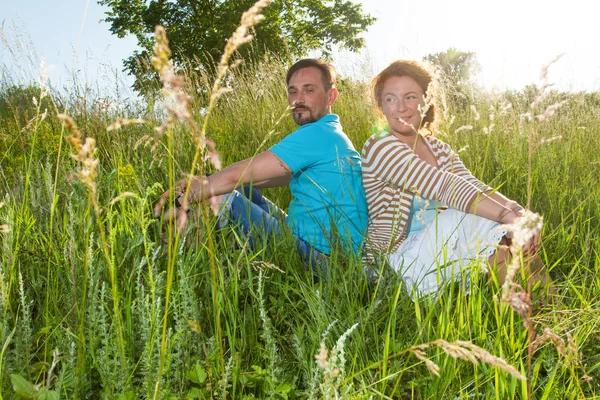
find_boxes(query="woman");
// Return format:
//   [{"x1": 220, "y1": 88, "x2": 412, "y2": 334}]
[{"x1": 361, "y1": 60, "x2": 550, "y2": 298}]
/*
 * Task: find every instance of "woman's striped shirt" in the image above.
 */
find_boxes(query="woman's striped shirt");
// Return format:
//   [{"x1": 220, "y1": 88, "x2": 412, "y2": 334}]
[{"x1": 361, "y1": 131, "x2": 490, "y2": 261}]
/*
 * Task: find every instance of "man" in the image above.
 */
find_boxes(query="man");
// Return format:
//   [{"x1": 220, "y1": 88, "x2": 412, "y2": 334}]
[{"x1": 154, "y1": 59, "x2": 368, "y2": 268}]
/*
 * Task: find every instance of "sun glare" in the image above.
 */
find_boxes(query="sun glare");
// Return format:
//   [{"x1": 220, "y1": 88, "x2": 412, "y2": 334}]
[{"x1": 357, "y1": 0, "x2": 600, "y2": 91}]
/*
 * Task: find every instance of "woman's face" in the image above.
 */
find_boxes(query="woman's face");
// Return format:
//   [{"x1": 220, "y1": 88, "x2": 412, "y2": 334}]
[{"x1": 380, "y1": 75, "x2": 426, "y2": 136}]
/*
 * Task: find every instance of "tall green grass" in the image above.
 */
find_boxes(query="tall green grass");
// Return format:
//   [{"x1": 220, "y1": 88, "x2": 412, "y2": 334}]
[{"x1": 1, "y1": 25, "x2": 600, "y2": 400}]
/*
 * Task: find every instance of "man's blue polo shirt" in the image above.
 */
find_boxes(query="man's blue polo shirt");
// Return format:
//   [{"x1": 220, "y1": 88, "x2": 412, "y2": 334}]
[{"x1": 270, "y1": 114, "x2": 368, "y2": 255}]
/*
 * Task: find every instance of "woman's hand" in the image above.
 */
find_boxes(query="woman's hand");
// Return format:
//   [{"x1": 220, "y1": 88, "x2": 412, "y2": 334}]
[
  {"x1": 522, "y1": 217, "x2": 541, "y2": 259},
  {"x1": 513, "y1": 204, "x2": 542, "y2": 258},
  {"x1": 498, "y1": 207, "x2": 518, "y2": 225},
  {"x1": 502, "y1": 205, "x2": 542, "y2": 258},
  {"x1": 507, "y1": 201, "x2": 526, "y2": 218}
]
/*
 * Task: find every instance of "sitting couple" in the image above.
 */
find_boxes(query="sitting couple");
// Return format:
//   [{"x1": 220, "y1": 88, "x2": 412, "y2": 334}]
[{"x1": 155, "y1": 58, "x2": 551, "y2": 297}]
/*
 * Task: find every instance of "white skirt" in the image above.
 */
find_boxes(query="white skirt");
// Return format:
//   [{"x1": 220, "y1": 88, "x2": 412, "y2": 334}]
[{"x1": 388, "y1": 209, "x2": 506, "y2": 299}]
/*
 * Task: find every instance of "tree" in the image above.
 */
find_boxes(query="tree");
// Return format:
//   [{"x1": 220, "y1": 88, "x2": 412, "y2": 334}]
[
  {"x1": 423, "y1": 48, "x2": 481, "y2": 110},
  {"x1": 98, "y1": 0, "x2": 375, "y2": 93},
  {"x1": 423, "y1": 48, "x2": 481, "y2": 86}
]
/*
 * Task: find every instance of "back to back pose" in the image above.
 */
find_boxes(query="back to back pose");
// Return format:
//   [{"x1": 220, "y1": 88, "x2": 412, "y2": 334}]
[{"x1": 361, "y1": 60, "x2": 552, "y2": 298}]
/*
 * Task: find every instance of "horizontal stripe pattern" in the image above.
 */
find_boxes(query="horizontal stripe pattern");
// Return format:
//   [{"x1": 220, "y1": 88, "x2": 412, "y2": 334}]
[{"x1": 361, "y1": 132, "x2": 490, "y2": 261}]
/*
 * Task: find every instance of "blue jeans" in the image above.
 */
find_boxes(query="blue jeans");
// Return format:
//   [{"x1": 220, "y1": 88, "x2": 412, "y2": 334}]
[{"x1": 220, "y1": 186, "x2": 327, "y2": 277}]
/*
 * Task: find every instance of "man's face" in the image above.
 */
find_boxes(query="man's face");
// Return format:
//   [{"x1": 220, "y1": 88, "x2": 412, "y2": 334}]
[{"x1": 287, "y1": 67, "x2": 335, "y2": 126}]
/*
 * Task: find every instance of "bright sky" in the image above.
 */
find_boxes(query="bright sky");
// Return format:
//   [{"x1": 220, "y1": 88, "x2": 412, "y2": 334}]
[{"x1": 1, "y1": 0, "x2": 599, "y2": 93}]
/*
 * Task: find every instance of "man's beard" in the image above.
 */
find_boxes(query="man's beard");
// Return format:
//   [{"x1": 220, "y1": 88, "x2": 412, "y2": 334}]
[{"x1": 292, "y1": 106, "x2": 318, "y2": 126}]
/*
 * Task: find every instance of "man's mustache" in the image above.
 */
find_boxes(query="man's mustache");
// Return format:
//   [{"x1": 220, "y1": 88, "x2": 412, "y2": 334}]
[{"x1": 293, "y1": 105, "x2": 310, "y2": 112}]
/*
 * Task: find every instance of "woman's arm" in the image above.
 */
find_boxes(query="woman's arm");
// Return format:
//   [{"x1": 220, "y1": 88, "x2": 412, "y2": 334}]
[
  {"x1": 441, "y1": 145, "x2": 539, "y2": 255},
  {"x1": 468, "y1": 192, "x2": 519, "y2": 224},
  {"x1": 363, "y1": 136, "x2": 487, "y2": 213},
  {"x1": 363, "y1": 136, "x2": 538, "y2": 255},
  {"x1": 446, "y1": 149, "x2": 491, "y2": 191},
  {"x1": 363, "y1": 136, "x2": 521, "y2": 223}
]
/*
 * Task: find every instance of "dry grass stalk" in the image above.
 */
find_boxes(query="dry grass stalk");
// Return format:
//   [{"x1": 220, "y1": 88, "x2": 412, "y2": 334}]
[
  {"x1": 454, "y1": 125, "x2": 473, "y2": 134},
  {"x1": 504, "y1": 283, "x2": 533, "y2": 330},
  {"x1": 212, "y1": 0, "x2": 273, "y2": 105},
  {"x1": 38, "y1": 56, "x2": 49, "y2": 101},
  {"x1": 532, "y1": 328, "x2": 566, "y2": 355},
  {"x1": 408, "y1": 345, "x2": 440, "y2": 377},
  {"x1": 470, "y1": 105, "x2": 480, "y2": 121},
  {"x1": 315, "y1": 343, "x2": 329, "y2": 370},
  {"x1": 528, "y1": 54, "x2": 564, "y2": 114},
  {"x1": 58, "y1": 114, "x2": 99, "y2": 197},
  {"x1": 501, "y1": 210, "x2": 543, "y2": 298},
  {"x1": 150, "y1": 0, "x2": 272, "y2": 215},
  {"x1": 134, "y1": 135, "x2": 154, "y2": 150},
  {"x1": 532, "y1": 328, "x2": 581, "y2": 366},
  {"x1": 408, "y1": 340, "x2": 526, "y2": 380},
  {"x1": 150, "y1": 24, "x2": 224, "y2": 177},
  {"x1": 106, "y1": 118, "x2": 148, "y2": 132},
  {"x1": 109, "y1": 192, "x2": 138, "y2": 206},
  {"x1": 151, "y1": 26, "x2": 193, "y2": 137},
  {"x1": 454, "y1": 340, "x2": 526, "y2": 380},
  {"x1": 191, "y1": 0, "x2": 272, "y2": 174},
  {"x1": 0, "y1": 200, "x2": 7, "y2": 233},
  {"x1": 536, "y1": 100, "x2": 568, "y2": 123},
  {"x1": 539, "y1": 135, "x2": 562, "y2": 145},
  {"x1": 249, "y1": 261, "x2": 284, "y2": 274}
]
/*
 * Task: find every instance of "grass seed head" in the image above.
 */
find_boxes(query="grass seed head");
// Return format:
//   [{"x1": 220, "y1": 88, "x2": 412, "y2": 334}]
[
  {"x1": 315, "y1": 343, "x2": 328, "y2": 369},
  {"x1": 58, "y1": 114, "x2": 98, "y2": 195},
  {"x1": 38, "y1": 56, "x2": 49, "y2": 100},
  {"x1": 409, "y1": 346, "x2": 441, "y2": 377},
  {"x1": 431, "y1": 339, "x2": 525, "y2": 380},
  {"x1": 454, "y1": 125, "x2": 473, "y2": 134},
  {"x1": 501, "y1": 210, "x2": 543, "y2": 297},
  {"x1": 504, "y1": 283, "x2": 532, "y2": 326},
  {"x1": 106, "y1": 118, "x2": 147, "y2": 132},
  {"x1": 470, "y1": 105, "x2": 480, "y2": 121},
  {"x1": 533, "y1": 328, "x2": 572, "y2": 360},
  {"x1": 249, "y1": 261, "x2": 284, "y2": 273},
  {"x1": 539, "y1": 135, "x2": 563, "y2": 145},
  {"x1": 536, "y1": 100, "x2": 568, "y2": 123},
  {"x1": 109, "y1": 192, "x2": 138, "y2": 206}
]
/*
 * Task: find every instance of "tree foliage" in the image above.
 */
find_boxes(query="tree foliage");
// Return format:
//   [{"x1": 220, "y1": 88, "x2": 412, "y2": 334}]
[
  {"x1": 98, "y1": 0, "x2": 375, "y2": 93},
  {"x1": 423, "y1": 48, "x2": 481, "y2": 86},
  {"x1": 423, "y1": 48, "x2": 482, "y2": 110}
]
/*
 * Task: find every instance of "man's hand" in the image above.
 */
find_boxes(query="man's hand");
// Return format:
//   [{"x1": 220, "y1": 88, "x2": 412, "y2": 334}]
[
  {"x1": 153, "y1": 150, "x2": 291, "y2": 234},
  {"x1": 154, "y1": 175, "x2": 208, "y2": 233}
]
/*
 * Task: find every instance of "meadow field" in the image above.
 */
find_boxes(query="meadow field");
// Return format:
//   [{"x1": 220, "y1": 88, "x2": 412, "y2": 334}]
[{"x1": 1, "y1": 19, "x2": 600, "y2": 399}]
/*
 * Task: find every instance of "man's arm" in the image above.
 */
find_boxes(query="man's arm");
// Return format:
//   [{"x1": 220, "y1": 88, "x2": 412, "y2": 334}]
[
  {"x1": 154, "y1": 150, "x2": 291, "y2": 215},
  {"x1": 251, "y1": 175, "x2": 292, "y2": 189},
  {"x1": 206, "y1": 150, "x2": 291, "y2": 196}
]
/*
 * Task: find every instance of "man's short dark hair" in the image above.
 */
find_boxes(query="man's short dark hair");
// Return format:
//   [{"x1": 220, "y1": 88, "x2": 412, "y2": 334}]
[{"x1": 286, "y1": 59, "x2": 337, "y2": 91}]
